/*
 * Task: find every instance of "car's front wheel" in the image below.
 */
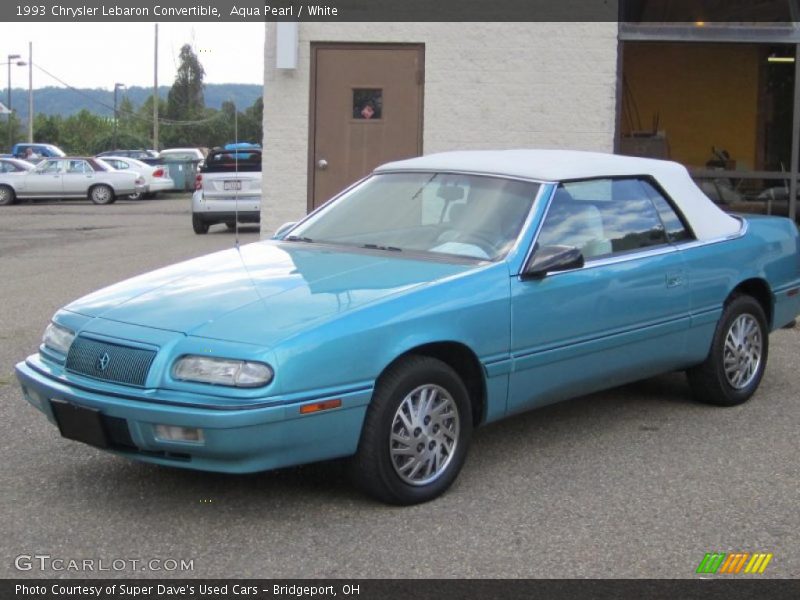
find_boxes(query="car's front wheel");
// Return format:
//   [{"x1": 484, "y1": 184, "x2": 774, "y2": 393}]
[
  {"x1": 350, "y1": 356, "x2": 472, "y2": 505},
  {"x1": 89, "y1": 184, "x2": 115, "y2": 205},
  {"x1": 687, "y1": 294, "x2": 769, "y2": 406},
  {"x1": 192, "y1": 214, "x2": 209, "y2": 234},
  {"x1": 0, "y1": 185, "x2": 16, "y2": 206}
]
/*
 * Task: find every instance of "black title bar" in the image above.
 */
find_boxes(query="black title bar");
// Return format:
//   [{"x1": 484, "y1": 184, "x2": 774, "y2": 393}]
[
  {"x1": 2, "y1": 0, "x2": 800, "y2": 22},
  {"x1": 5, "y1": 579, "x2": 800, "y2": 600}
]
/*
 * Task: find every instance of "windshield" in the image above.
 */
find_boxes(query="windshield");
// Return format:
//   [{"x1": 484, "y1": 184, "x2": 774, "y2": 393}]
[{"x1": 289, "y1": 172, "x2": 540, "y2": 261}]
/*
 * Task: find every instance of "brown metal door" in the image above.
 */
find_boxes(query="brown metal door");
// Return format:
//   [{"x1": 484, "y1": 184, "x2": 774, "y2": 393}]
[{"x1": 309, "y1": 43, "x2": 424, "y2": 210}]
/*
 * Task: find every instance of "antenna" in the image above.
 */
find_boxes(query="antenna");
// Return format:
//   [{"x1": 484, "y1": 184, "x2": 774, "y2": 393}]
[{"x1": 233, "y1": 102, "x2": 240, "y2": 248}]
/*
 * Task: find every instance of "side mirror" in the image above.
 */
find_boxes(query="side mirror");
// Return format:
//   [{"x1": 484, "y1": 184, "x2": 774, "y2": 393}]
[
  {"x1": 522, "y1": 245, "x2": 584, "y2": 280},
  {"x1": 273, "y1": 221, "x2": 297, "y2": 239}
]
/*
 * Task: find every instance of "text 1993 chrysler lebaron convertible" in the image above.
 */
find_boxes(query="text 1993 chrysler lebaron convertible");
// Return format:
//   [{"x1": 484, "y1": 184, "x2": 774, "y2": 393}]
[{"x1": 16, "y1": 150, "x2": 800, "y2": 504}]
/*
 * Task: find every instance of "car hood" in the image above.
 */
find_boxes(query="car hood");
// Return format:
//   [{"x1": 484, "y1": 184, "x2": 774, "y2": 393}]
[{"x1": 65, "y1": 241, "x2": 475, "y2": 346}]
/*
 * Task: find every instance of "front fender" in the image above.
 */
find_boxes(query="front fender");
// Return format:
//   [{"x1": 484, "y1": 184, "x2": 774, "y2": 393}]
[{"x1": 268, "y1": 262, "x2": 512, "y2": 400}]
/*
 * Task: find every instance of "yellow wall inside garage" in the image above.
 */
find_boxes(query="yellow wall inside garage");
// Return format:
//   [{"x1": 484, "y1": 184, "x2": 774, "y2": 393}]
[{"x1": 622, "y1": 42, "x2": 761, "y2": 169}]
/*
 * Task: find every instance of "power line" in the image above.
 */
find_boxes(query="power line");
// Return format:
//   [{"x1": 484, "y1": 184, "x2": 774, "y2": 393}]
[{"x1": 32, "y1": 63, "x2": 226, "y2": 127}]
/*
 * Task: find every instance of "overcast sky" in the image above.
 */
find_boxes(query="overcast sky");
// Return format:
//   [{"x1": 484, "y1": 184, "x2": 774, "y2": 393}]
[{"x1": 1, "y1": 23, "x2": 265, "y2": 90}]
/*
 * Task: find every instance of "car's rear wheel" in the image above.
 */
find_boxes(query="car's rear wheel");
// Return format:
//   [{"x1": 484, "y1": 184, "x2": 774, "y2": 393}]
[
  {"x1": 350, "y1": 355, "x2": 472, "y2": 505},
  {"x1": 0, "y1": 185, "x2": 16, "y2": 206},
  {"x1": 89, "y1": 184, "x2": 115, "y2": 205},
  {"x1": 687, "y1": 295, "x2": 768, "y2": 406},
  {"x1": 192, "y1": 214, "x2": 209, "y2": 234},
  {"x1": 127, "y1": 191, "x2": 143, "y2": 200}
]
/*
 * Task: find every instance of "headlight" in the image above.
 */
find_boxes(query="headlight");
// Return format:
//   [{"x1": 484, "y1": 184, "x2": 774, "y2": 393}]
[
  {"x1": 172, "y1": 356, "x2": 274, "y2": 388},
  {"x1": 42, "y1": 322, "x2": 75, "y2": 355}
]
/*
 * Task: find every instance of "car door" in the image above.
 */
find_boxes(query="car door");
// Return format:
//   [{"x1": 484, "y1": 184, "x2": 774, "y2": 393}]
[
  {"x1": 506, "y1": 177, "x2": 694, "y2": 414},
  {"x1": 61, "y1": 159, "x2": 96, "y2": 196},
  {"x1": 21, "y1": 159, "x2": 63, "y2": 197}
]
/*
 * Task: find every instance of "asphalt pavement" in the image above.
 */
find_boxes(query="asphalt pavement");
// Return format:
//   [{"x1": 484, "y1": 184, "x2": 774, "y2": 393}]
[{"x1": 0, "y1": 195, "x2": 797, "y2": 578}]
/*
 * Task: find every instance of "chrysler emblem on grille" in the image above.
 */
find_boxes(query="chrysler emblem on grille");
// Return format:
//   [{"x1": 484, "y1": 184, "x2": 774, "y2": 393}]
[{"x1": 97, "y1": 352, "x2": 111, "y2": 372}]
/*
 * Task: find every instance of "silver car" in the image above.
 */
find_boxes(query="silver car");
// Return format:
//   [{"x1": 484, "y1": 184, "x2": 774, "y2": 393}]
[{"x1": 0, "y1": 157, "x2": 146, "y2": 206}]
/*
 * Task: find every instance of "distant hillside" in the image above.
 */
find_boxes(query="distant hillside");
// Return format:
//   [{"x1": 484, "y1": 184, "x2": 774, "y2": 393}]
[{"x1": 2, "y1": 84, "x2": 262, "y2": 119}]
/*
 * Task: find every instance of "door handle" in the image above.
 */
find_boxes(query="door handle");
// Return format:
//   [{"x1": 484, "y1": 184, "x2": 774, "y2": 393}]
[{"x1": 317, "y1": 159, "x2": 328, "y2": 170}]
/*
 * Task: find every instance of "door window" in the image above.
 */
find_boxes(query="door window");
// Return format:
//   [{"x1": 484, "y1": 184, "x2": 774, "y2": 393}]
[
  {"x1": 36, "y1": 160, "x2": 61, "y2": 174},
  {"x1": 67, "y1": 160, "x2": 92, "y2": 174},
  {"x1": 353, "y1": 89, "x2": 383, "y2": 120},
  {"x1": 537, "y1": 178, "x2": 669, "y2": 260}
]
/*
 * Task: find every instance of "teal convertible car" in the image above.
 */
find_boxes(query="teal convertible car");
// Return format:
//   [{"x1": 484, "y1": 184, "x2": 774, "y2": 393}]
[{"x1": 16, "y1": 150, "x2": 800, "y2": 504}]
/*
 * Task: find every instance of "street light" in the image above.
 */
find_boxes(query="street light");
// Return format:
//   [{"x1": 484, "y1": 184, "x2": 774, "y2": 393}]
[
  {"x1": 6, "y1": 54, "x2": 25, "y2": 151},
  {"x1": 113, "y1": 82, "x2": 125, "y2": 150}
]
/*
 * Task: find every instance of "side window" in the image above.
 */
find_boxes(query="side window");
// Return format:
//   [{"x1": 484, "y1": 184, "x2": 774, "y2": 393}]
[
  {"x1": 67, "y1": 160, "x2": 90, "y2": 174},
  {"x1": 37, "y1": 160, "x2": 61, "y2": 174},
  {"x1": 537, "y1": 178, "x2": 668, "y2": 260},
  {"x1": 640, "y1": 180, "x2": 694, "y2": 243}
]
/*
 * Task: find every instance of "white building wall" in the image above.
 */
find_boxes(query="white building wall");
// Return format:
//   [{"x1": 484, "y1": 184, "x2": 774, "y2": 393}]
[{"x1": 262, "y1": 22, "x2": 619, "y2": 234}]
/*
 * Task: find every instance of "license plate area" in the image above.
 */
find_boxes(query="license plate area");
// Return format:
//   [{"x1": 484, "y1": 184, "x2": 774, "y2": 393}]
[
  {"x1": 50, "y1": 399, "x2": 110, "y2": 449},
  {"x1": 223, "y1": 180, "x2": 242, "y2": 191}
]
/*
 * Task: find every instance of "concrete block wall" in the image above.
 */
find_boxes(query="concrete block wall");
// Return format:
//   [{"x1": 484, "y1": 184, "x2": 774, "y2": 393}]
[{"x1": 262, "y1": 23, "x2": 619, "y2": 234}]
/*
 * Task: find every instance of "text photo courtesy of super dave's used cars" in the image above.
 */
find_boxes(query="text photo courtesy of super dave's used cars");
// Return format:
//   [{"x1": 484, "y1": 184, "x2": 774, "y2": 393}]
[{"x1": 15, "y1": 149, "x2": 800, "y2": 505}]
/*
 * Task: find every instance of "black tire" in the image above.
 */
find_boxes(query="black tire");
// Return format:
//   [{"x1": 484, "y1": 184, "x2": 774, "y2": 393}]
[
  {"x1": 225, "y1": 222, "x2": 237, "y2": 231},
  {"x1": 349, "y1": 355, "x2": 473, "y2": 505},
  {"x1": 89, "y1": 184, "x2": 115, "y2": 205},
  {"x1": 0, "y1": 185, "x2": 16, "y2": 206},
  {"x1": 192, "y1": 214, "x2": 210, "y2": 234},
  {"x1": 687, "y1": 295, "x2": 769, "y2": 407},
  {"x1": 127, "y1": 192, "x2": 143, "y2": 200}
]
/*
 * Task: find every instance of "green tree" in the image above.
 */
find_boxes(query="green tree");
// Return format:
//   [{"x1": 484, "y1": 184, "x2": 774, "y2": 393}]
[
  {"x1": 33, "y1": 114, "x2": 63, "y2": 145},
  {"x1": 59, "y1": 109, "x2": 111, "y2": 154},
  {"x1": 1, "y1": 114, "x2": 24, "y2": 152},
  {"x1": 167, "y1": 44, "x2": 206, "y2": 120},
  {"x1": 239, "y1": 96, "x2": 263, "y2": 145}
]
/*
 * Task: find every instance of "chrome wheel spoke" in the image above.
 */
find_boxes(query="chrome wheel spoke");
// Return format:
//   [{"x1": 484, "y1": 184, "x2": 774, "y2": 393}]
[
  {"x1": 389, "y1": 383, "x2": 460, "y2": 487},
  {"x1": 722, "y1": 314, "x2": 762, "y2": 390}
]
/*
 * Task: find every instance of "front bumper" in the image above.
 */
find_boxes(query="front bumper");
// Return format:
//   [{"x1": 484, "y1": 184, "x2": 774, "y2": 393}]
[{"x1": 15, "y1": 356, "x2": 370, "y2": 473}]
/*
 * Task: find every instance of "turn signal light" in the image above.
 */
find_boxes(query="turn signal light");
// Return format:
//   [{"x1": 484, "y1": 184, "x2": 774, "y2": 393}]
[
  {"x1": 194, "y1": 174, "x2": 203, "y2": 190},
  {"x1": 299, "y1": 399, "x2": 342, "y2": 415}
]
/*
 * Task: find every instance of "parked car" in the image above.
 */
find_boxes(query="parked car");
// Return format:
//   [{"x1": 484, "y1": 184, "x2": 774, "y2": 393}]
[
  {"x1": 15, "y1": 150, "x2": 800, "y2": 504},
  {"x1": 0, "y1": 157, "x2": 145, "y2": 205},
  {"x1": 0, "y1": 157, "x2": 36, "y2": 175},
  {"x1": 96, "y1": 149, "x2": 162, "y2": 166},
  {"x1": 191, "y1": 147, "x2": 261, "y2": 233},
  {"x1": 11, "y1": 143, "x2": 66, "y2": 160},
  {"x1": 98, "y1": 156, "x2": 175, "y2": 199},
  {"x1": 159, "y1": 147, "x2": 205, "y2": 162}
]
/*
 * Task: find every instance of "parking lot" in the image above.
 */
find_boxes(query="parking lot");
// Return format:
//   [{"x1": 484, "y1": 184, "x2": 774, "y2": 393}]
[{"x1": 0, "y1": 195, "x2": 798, "y2": 579}]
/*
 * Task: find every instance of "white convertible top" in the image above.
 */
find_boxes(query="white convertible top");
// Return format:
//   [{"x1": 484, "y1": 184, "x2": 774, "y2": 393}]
[{"x1": 376, "y1": 149, "x2": 742, "y2": 241}]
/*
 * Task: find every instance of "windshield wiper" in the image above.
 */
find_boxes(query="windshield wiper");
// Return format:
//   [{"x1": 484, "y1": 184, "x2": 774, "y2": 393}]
[
  {"x1": 361, "y1": 243, "x2": 402, "y2": 252},
  {"x1": 284, "y1": 235, "x2": 314, "y2": 243}
]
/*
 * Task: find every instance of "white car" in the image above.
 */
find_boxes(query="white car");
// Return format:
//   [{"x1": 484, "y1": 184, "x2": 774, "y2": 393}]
[
  {"x1": 98, "y1": 156, "x2": 175, "y2": 199},
  {"x1": 0, "y1": 157, "x2": 145, "y2": 205},
  {"x1": 159, "y1": 148, "x2": 205, "y2": 162},
  {"x1": 191, "y1": 147, "x2": 261, "y2": 233}
]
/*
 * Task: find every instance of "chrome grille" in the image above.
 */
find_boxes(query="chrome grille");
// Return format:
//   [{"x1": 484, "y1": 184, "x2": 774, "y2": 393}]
[{"x1": 66, "y1": 336, "x2": 156, "y2": 387}]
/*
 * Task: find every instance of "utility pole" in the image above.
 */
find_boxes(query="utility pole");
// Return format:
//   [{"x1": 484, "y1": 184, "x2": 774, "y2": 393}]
[
  {"x1": 113, "y1": 82, "x2": 125, "y2": 149},
  {"x1": 153, "y1": 23, "x2": 159, "y2": 150},
  {"x1": 7, "y1": 53, "x2": 21, "y2": 151},
  {"x1": 27, "y1": 43, "x2": 33, "y2": 143}
]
